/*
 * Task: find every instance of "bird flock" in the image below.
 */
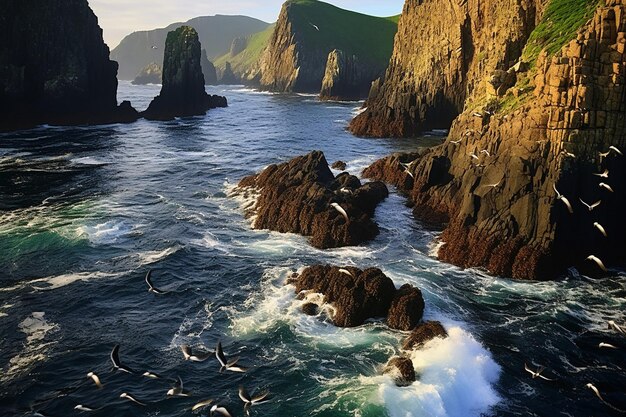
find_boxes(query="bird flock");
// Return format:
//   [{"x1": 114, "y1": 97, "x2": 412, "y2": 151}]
[
  {"x1": 32, "y1": 270, "x2": 271, "y2": 416},
  {"x1": 523, "y1": 320, "x2": 625, "y2": 413}
]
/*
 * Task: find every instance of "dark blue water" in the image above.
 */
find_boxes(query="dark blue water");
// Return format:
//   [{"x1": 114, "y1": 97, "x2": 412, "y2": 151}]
[{"x1": 0, "y1": 82, "x2": 624, "y2": 417}]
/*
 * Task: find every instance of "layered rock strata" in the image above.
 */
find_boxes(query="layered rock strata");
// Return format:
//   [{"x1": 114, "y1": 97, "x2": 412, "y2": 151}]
[
  {"x1": 350, "y1": 0, "x2": 542, "y2": 136},
  {"x1": 320, "y1": 50, "x2": 370, "y2": 101},
  {"x1": 0, "y1": 0, "x2": 138, "y2": 131},
  {"x1": 143, "y1": 26, "x2": 227, "y2": 121},
  {"x1": 237, "y1": 151, "x2": 388, "y2": 249},
  {"x1": 364, "y1": 1, "x2": 626, "y2": 279}
]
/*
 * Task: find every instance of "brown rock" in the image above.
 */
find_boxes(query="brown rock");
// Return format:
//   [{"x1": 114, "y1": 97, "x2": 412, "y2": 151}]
[
  {"x1": 384, "y1": 356, "x2": 416, "y2": 387},
  {"x1": 402, "y1": 321, "x2": 448, "y2": 350},
  {"x1": 331, "y1": 160, "x2": 347, "y2": 171},
  {"x1": 302, "y1": 303, "x2": 319, "y2": 316},
  {"x1": 294, "y1": 265, "x2": 397, "y2": 327},
  {"x1": 236, "y1": 151, "x2": 388, "y2": 249},
  {"x1": 387, "y1": 284, "x2": 425, "y2": 331}
]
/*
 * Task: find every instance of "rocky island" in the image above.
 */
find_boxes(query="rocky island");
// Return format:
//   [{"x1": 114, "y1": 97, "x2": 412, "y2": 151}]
[
  {"x1": 143, "y1": 26, "x2": 227, "y2": 121},
  {"x1": 354, "y1": 0, "x2": 626, "y2": 280},
  {"x1": 0, "y1": 0, "x2": 138, "y2": 131}
]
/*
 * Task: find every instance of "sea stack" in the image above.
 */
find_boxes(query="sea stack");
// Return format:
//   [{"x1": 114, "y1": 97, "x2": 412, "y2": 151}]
[
  {"x1": 0, "y1": 0, "x2": 139, "y2": 131},
  {"x1": 201, "y1": 49, "x2": 218, "y2": 85},
  {"x1": 132, "y1": 62, "x2": 162, "y2": 85},
  {"x1": 320, "y1": 50, "x2": 366, "y2": 101},
  {"x1": 143, "y1": 26, "x2": 227, "y2": 121}
]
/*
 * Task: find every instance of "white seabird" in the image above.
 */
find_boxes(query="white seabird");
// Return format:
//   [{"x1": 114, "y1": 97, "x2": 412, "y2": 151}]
[
  {"x1": 338, "y1": 268, "x2": 353, "y2": 277},
  {"x1": 181, "y1": 344, "x2": 213, "y2": 362},
  {"x1": 216, "y1": 341, "x2": 246, "y2": 373},
  {"x1": 593, "y1": 222, "x2": 608, "y2": 237},
  {"x1": 593, "y1": 169, "x2": 609, "y2": 178},
  {"x1": 167, "y1": 376, "x2": 191, "y2": 397},
  {"x1": 579, "y1": 198, "x2": 601, "y2": 211},
  {"x1": 192, "y1": 398, "x2": 214, "y2": 411},
  {"x1": 586, "y1": 255, "x2": 608, "y2": 272},
  {"x1": 599, "y1": 183, "x2": 614, "y2": 192},
  {"x1": 210, "y1": 404, "x2": 233, "y2": 417},
  {"x1": 609, "y1": 145, "x2": 623, "y2": 156},
  {"x1": 111, "y1": 344, "x2": 134, "y2": 374},
  {"x1": 553, "y1": 184, "x2": 573, "y2": 214},
  {"x1": 524, "y1": 363, "x2": 555, "y2": 381},
  {"x1": 145, "y1": 270, "x2": 167, "y2": 294},
  {"x1": 239, "y1": 386, "x2": 270, "y2": 415},
  {"x1": 599, "y1": 342, "x2": 618, "y2": 349},
  {"x1": 120, "y1": 393, "x2": 146, "y2": 406},
  {"x1": 86, "y1": 372, "x2": 102, "y2": 389},
  {"x1": 330, "y1": 203, "x2": 350, "y2": 224}
]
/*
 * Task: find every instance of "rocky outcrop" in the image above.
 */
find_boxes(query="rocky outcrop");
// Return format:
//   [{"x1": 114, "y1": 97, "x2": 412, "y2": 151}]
[
  {"x1": 320, "y1": 50, "x2": 372, "y2": 101},
  {"x1": 236, "y1": 151, "x2": 388, "y2": 248},
  {"x1": 132, "y1": 62, "x2": 162, "y2": 85},
  {"x1": 218, "y1": 62, "x2": 240, "y2": 85},
  {"x1": 230, "y1": 37, "x2": 248, "y2": 56},
  {"x1": 384, "y1": 356, "x2": 416, "y2": 386},
  {"x1": 349, "y1": 0, "x2": 542, "y2": 136},
  {"x1": 257, "y1": 0, "x2": 397, "y2": 95},
  {"x1": 293, "y1": 265, "x2": 426, "y2": 329},
  {"x1": 0, "y1": 0, "x2": 139, "y2": 131},
  {"x1": 363, "y1": 0, "x2": 626, "y2": 279},
  {"x1": 143, "y1": 26, "x2": 227, "y2": 121},
  {"x1": 387, "y1": 284, "x2": 425, "y2": 331},
  {"x1": 402, "y1": 321, "x2": 448, "y2": 350},
  {"x1": 294, "y1": 265, "x2": 397, "y2": 327},
  {"x1": 201, "y1": 49, "x2": 218, "y2": 85},
  {"x1": 331, "y1": 160, "x2": 347, "y2": 170}
]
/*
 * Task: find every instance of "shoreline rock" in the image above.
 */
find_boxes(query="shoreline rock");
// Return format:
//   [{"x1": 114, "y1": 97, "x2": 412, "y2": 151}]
[
  {"x1": 0, "y1": 0, "x2": 139, "y2": 132},
  {"x1": 142, "y1": 26, "x2": 227, "y2": 121},
  {"x1": 237, "y1": 151, "x2": 388, "y2": 249},
  {"x1": 402, "y1": 321, "x2": 448, "y2": 350},
  {"x1": 384, "y1": 356, "x2": 416, "y2": 387}
]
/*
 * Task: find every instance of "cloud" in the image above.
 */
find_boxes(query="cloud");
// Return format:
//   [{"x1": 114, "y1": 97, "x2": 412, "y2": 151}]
[{"x1": 88, "y1": 0, "x2": 405, "y2": 48}]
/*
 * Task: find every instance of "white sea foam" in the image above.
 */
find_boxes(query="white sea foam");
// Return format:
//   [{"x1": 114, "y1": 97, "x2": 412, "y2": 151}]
[
  {"x1": 29, "y1": 271, "x2": 124, "y2": 290},
  {"x1": 78, "y1": 220, "x2": 133, "y2": 244},
  {"x1": 169, "y1": 300, "x2": 215, "y2": 352},
  {"x1": 2, "y1": 312, "x2": 58, "y2": 383},
  {"x1": 70, "y1": 156, "x2": 108, "y2": 166}
]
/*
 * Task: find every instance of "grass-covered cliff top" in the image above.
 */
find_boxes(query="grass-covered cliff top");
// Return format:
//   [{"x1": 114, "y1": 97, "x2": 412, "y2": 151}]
[
  {"x1": 213, "y1": 24, "x2": 275, "y2": 73},
  {"x1": 214, "y1": 0, "x2": 399, "y2": 74}
]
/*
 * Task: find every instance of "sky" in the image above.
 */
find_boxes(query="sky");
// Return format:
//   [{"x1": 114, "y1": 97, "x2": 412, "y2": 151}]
[{"x1": 89, "y1": 0, "x2": 406, "y2": 49}]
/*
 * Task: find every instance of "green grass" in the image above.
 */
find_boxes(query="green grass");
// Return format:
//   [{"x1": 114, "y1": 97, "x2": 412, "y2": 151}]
[
  {"x1": 213, "y1": 24, "x2": 275, "y2": 72},
  {"x1": 522, "y1": 0, "x2": 600, "y2": 64},
  {"x1": 214, "y1": 0, "x2": 399, "y2": 74}
]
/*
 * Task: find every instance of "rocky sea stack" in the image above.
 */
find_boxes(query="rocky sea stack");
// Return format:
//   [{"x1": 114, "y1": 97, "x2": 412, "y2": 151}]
[
  {"x1": 132, "y1": 62, "x2": 162, "y2": 85},
  {"x1": 357, "y1": 0, "x2": 626, "y2": 280},
  {"x1": 143, "y1": 26, "x2": 227, "y2": 121},
  {"x1": 236, "y1": 151, "x2": 388, "y2": 249},
  {"x1": 0, "y1": 0, "x2": 139, "y2": 131}
]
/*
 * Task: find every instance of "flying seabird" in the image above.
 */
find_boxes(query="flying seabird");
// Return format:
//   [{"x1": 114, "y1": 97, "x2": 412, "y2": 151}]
[
  {"x1": 553, "y1": 184, "x2": 573, "y2": 214},
  {"x1": 524, "y1": 363, "x2": 555, "y2": 381},
  {"x1": 192, "y1": 399, "x2": 214, "y2": 411},
  {"x1": 309, "y1": 22, "x2": 320, "y2": 31},
  {"x1": 330, "y1": 203, "x2": 350, "y2": 224},
  {"x1": 472, "y1": 112, "x2": 483, "y2": 118},
  {"x1": 145, "y1": 270, "x2": 167, "y2": 294},
  {"x1": 586, "y1": 255, "x2": 608, "y2": 272},
  {"x1": 111, "y1": 344, "x2": 134, "y2": 374},
  {"x1": 151, "y1": 45, "x2": 158, "y2": 49},
  {"x1": 599, "y1": 183, "x2": 614, "y2": 192},
  {"x1": 609, "y1": 145, "x2": 623, "y2": 156},
  {"x1": 599, "y1": 342, "x2": 618, "y2": 349},
  {"x1": 587, "y1": 383, "x2": 605, "y2": 402},
  {"x1": 216, "y1": 341, "x2": 246, "y2": 373},
  {"x1": 338, "y1": 268, "x2": 353, "y2": 277},
  {"x1": 86, "y1": 372, "x2": 102, "y2": 389},
  {"x1": 120, "y1": 393, "x2": 146, "y2": 406},
  {"x1": 338, "y1": 187, "x2": 353, "y2": 196},
  {"x1": 450, "y1": 139, "x2": 462, "y2": 145},
  {"x1": 608, "y1": 320, "x2": 626, "y2": 335},
  {"x1": 210, "y1": 405, "x2": 233, "y2": 417},
  {"x1": 480, "y1": 150, "x2": 491, "y2": 157},
  {"x1": 74, "y1": 405, "x2": 97, "y2": 412},
  {"x1": 579, "y1": 198, "x2": 601, "y2": 211},
  {"x1": 181, "y1": 344, "x2": 213, "y2": 362},
  {"x1": 593, "y1": 169, "x2": 609, "y2": 178},
  {"x1": 167, "y1": 376, "x2": 191, "y2": 397},
  {"x1": 469, "y1": 153, "x2": 479, "y2": 160},
  {"x1": 404, "y1": 168, "x2": 415, "y2": 179},
  {"x1": 599, "y1": 150, "x2": 611, "y2": 161},
  {"x1": 593, "y1": 222, "x2": 608, "y2": 237},
  {"x1": 482, "y1": 180, "x2": 501, "y2": 189},
  {"x1": 562, "y1": 151, "x2": 576, "y2": 158},
  {"x1": 239, "y1": 386, "x2": 270, "y2": 415},
  {"x1": 142, "y1": 371, "x2": 163, "y2": 379}
]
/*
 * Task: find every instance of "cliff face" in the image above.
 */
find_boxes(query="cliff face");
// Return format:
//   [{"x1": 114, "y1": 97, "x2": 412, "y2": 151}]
[
  {"x1": 350, "y1": 0, "x2": 542, "y2": 136},
  {"x1": 364, "y1": 0, "x2": 626, "y2": 279},
  {"x1": 132, "y1": 62, "x2": 162, "y2": 85},
  {"x1": 201, "y1": 49, "x2": 218, "y2": 85},
  {"x1": 143, "y1": 26, "x2": 227, "y2": 121},
  {"x1": 218, "y1": 62, "x2": 240, "y2": 85},
  {"x1": 258, "y1": 0, "x2": 398, "y2": 95},
  {"x1": 0, "y1": 0, "x2": 138, "y2": 131}
]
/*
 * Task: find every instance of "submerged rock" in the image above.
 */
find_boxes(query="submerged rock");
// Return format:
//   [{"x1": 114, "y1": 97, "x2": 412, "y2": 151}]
[
  {"x1": 402, "y1": 321, "x2": 448, "y2": 350},
  {"x1": 0, "y1": 0, "x2": 139, "y2": 131},
  {"x1": 237, "y1": 151, "x2": 388, "y2": 249},
  {"x1": 143, "y1": 26, "x2": 227, "y2": 121},
  {"x1": 301, "y1": 303, "x2": 319, "y2": 316},
  {"x1": 384, "y1": 356, "x2": 416, "y2": 387},
  {"x1": 294, "y1": 265, "x2": 396, "y2": 327},
  {"x1": 387, "y1": 284, "x2": 425, "y2": 331},
  {"x1": 132, "y1": 62, "x2": 162, "y2": 85}
]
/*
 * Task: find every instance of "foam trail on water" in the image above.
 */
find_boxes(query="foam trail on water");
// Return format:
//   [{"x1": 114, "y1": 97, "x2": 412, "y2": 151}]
[{"x1": 2, "y1": 312, "x2": 58, "y2": 383}]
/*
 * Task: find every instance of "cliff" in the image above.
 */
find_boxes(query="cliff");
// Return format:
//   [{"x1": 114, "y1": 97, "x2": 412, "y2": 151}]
[
  {"x1": 142, "y1": 26, "x2": 227, "y2": 121},
  {"x1": 218, "y1": 62, "x2": 240, "y2": 85},
  {"x1": 0, "y1": 0, "x2": 138, "y2": 131},
  {"x1": 111, "y1": 15, "x2": 270, "y2": 80},
  {"x1": 257, "y1": 0, "x2": 399, "y2": 95},
  {"x1": 132, "y1": 62, "x2": 162, "y2": 85},
  {"x1": 363, "y1": 0, "x2": 626, "y2": 279},
  {"x1": 201, "y1": 49, "x2": 218, "y2": 85},
  {"x1": 350, "y1": 0, "x2": 543, "y2": 136}
]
